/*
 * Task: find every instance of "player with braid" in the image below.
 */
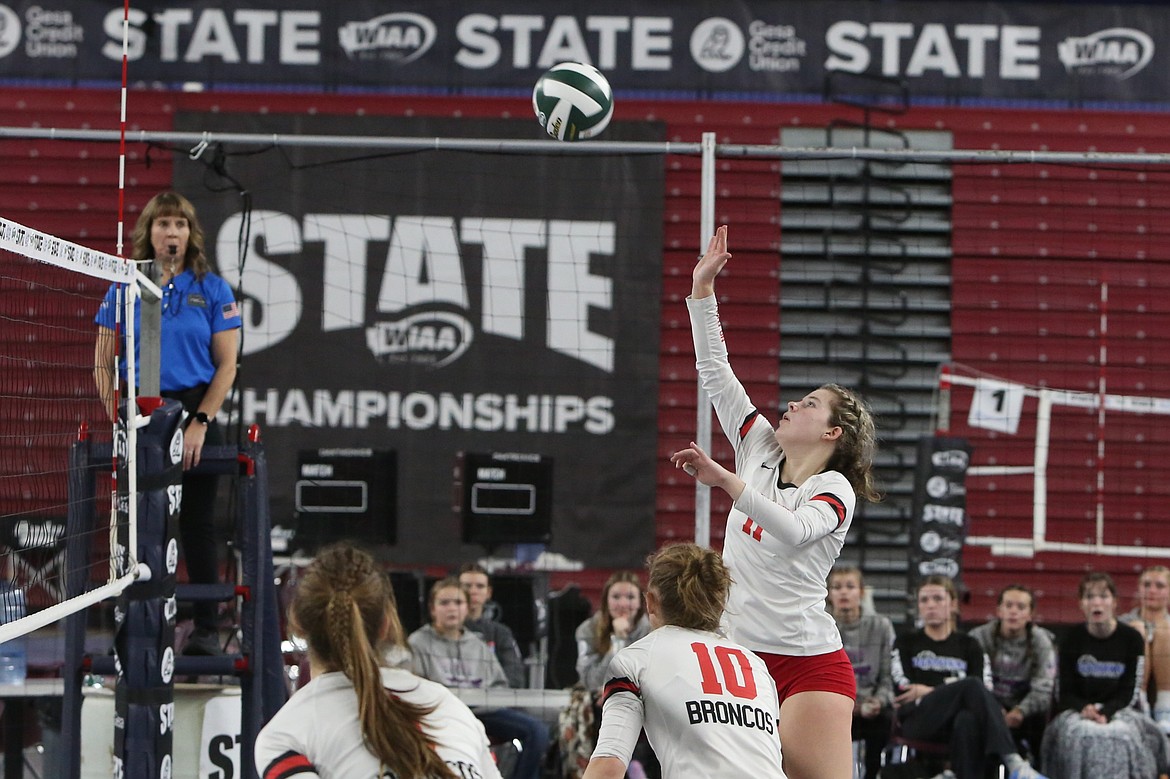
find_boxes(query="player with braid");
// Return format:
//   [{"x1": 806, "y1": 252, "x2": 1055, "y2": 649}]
[
  {"x1": 671, "y1": 224, "x2": 880, "y2": 779},
  {"x1": 254, "y1": 543, "x2": 500, "y2": 779}
]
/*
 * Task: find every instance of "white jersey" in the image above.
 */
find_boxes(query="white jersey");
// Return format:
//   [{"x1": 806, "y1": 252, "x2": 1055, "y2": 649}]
[
  {"x1": 592, "y1": 625, "x2": 785, "y2": 779},
  {"x1": 688, "y1": 295, "x2": 854, "y2": 656},
  {"x1": 255, "y1": 667, "x2": 503, "y2": 779}
]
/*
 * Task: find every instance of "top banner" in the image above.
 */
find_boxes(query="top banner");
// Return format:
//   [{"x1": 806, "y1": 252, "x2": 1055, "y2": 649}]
[{"x1": 1, "y1": 1, "x2": 1168, "y2": 105}]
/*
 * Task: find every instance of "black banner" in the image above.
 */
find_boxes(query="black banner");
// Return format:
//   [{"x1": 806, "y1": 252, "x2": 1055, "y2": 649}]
[
  {"x1": 1, "y1": 1, "x2": 1169, "y2": 104},
  {"x1": 173, "y1": 113, "x2": 663, "y2": 568},
  {"x1": 908, "y1": 436, "x2": 973, "y2": 587}
]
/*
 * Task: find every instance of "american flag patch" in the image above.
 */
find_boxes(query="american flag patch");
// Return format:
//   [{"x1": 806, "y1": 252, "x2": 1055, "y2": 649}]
[{"x1": 221, "y1": 301, "x2": 240, "y2": 319}]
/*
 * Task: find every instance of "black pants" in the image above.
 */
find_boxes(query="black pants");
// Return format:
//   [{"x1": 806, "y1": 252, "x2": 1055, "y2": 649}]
[
  {"x1": 162, "y1": 386, "x2": 223, "y2": 631},
  {"x1": 1008, "y1": 711, "x2": 1049, "y2": 770},
  {"x1": 852, "y1": 706, "x2": 893, "y2": 779},
  {"x1": 899, "y1": 677, "x2": 1018, "y2": 779}
]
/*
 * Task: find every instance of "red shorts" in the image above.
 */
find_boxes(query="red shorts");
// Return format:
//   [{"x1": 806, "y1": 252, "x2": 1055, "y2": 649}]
[{"x1": 756, "y1": 647, "x2": 857, "y2": 702}]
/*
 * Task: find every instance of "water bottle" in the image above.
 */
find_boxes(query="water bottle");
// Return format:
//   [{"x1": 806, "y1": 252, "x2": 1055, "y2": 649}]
[{"x1": 0, "y1": 583, "x2": 27, "y2": 685}]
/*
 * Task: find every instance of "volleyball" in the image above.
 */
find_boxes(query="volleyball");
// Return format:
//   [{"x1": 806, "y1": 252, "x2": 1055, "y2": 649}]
[{"x1": 532, "y1": 62, "x2": 614, "y2": 142}]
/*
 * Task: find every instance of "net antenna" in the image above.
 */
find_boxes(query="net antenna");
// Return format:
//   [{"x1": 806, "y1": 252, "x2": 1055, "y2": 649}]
[{"x1": 0, "y1": 216, "x2": 156, "y2": 644}]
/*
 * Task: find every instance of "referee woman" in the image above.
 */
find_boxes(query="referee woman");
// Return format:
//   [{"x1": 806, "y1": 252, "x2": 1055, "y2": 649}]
[{"x1": 93, "y1": 190, "x2": 241, "y2": 656}]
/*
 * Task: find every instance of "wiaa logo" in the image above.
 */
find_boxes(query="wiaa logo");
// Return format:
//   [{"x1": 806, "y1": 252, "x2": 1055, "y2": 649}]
[
  {"x1": 339, "y1": 12, "x2": 436, "y2": 63},
  {"x1": 1058, "y1": 27, "x2": 1154, "y2": 80},
  {"x1": 366, "y1": 310, "x2": 474, "y2": 368}
]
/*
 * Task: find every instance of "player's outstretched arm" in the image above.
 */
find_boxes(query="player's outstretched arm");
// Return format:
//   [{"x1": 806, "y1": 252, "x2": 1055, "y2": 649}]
[{"x1": 692, "y1": 224, "x2": 731, "y2": 300}]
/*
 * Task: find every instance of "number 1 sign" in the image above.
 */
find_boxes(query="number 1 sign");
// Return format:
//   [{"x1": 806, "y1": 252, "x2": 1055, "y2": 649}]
[{"x1": 968, "y1": 378, "x2": 1026, "y2": 434}]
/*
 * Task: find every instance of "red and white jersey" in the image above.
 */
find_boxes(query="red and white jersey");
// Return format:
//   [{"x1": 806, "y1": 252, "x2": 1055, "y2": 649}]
[
  {"x1": 688, "y1": 295, "x2": 854, "y2": 656},
  {"x1": 255, "y1": 667, "x2": 502, "y2": 779},
  {"x1": 592, "y1": 625, "x2": 785, "y2": 779}
]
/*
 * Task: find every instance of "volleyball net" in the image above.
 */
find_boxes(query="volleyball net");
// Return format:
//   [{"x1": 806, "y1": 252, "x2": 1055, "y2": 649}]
[
  {"x1": 0, "y1": 216, "x2": 145, "y2": 643},
  {"x1": 5, "y1": 115, "x2": 1170, "y2": 625},
  {"x1": 166, "y1": 128, "x2": 1170, "y2": 613},
  {"x1": 161, "y1": 129, "x2": 1170, "y2": 616}
]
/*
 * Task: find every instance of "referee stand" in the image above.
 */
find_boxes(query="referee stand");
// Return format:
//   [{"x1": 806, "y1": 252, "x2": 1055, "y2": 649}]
[{"x1": 61, "y1": 399, "x2": 287, "y2": 779}]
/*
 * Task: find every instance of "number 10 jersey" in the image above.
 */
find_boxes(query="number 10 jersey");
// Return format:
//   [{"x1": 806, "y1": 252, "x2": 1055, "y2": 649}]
[{"x1": 593, "y1": 624, "x2": 786, "y2": 778}]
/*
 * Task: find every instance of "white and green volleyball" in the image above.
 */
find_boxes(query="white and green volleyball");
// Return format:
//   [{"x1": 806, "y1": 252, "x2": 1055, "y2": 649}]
[{"x1": 532, "y1": 62, "x2": 614, "y2": 142}]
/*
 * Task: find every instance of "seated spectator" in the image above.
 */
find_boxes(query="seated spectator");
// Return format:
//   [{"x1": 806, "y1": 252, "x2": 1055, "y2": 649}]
[
  {"x1": 969, "y1": 584, "x2": 1056, "y2": 767},
  {"x1": 408, "y1": 577, "x2": 549, "y2": 779},
  {"x1": 1041, "y1": 571, "x2": 1170, "y2": 779},
  {"x1": 254, "y1": 543, "x2": 501, "y2": 779},
  {"x1": 575, "y1": 570, "x2": 656, "y2": 778},
  {"x1": 828, "y1": 565, "x2": 894, "y2": 779},
  {"x1": 460, "y1": 562, "x2": 526, "y2": 688},
  {"x1": 1120, "y1": 565, "x2": 1170, "y2": 730},
  {"x1": 575, "y1": 571, "x2": 653, "y2": 694},
  {"x1": 892, "y1": 575, "x2": 1047, "y2": 779}
]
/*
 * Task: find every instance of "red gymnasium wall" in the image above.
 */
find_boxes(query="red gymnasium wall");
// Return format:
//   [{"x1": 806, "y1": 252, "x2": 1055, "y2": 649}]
[{"x1": 3, "y1": 87, "x2": 1169, "y2": 622}]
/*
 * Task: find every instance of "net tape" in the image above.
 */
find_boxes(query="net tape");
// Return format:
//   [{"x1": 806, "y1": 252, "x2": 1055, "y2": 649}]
[{"x1": 0, "y1": 216, "x2": 134, "y2": 282}]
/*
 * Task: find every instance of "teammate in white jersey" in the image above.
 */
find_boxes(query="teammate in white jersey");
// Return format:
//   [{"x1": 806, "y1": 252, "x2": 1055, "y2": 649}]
[
  {"x1": 671, "y1": 225, "x2": 881, "y2": 779},
  {"x1": 255, "y1": 543, "x2": 501, "y2": 779},
  {"x1": 583, "y1": 543, "x2": 785, "y2": 779}
]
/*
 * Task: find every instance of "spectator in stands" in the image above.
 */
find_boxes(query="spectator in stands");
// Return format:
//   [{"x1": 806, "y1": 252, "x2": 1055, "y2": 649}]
[
  {"x1": 1120, "y1": 565, "x2": 1170, "y2": 730},
  {"x1": 408, "y1": 577, "x2": 548, "y2": 779},
  {"x1": 254, "y1": 543, "x2": 500, "y2": 779},
  {"x1": 1041, "y1": 571, "x2": 1169, "y2": 779},
  {"x1": 93, "y1": 190, "x2": 241, "y2": 657},
  {"x1": 460, "y1": 563, "x2": 526, "y2": 688},
  {"x1": 828, "y1": 566, "x2": 895, "y2": 779},
  {"x1": 575, "y1": 571, "x2": 652, "y2": 694},
  {"x1": 969, "y1": 584, "x2": 1057, "y2": 767},
  {"x1": 892, "y1": 574, "x2": 1048, "y2": 779},
  {"x1": 583, "y1": 543, "x2": 783, "y2": 779},
  {"x1": 575, "y1": 570, "x2": 656, "y2": 778}
]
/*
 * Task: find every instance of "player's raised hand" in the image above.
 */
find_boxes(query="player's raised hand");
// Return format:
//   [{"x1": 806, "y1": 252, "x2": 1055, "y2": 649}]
[
  {"x1": 692, "y1": 224, "x2": 731, "y2": 299},
  {"x1": 670, "y1": 440, "x2": 745, "y2": 500}
]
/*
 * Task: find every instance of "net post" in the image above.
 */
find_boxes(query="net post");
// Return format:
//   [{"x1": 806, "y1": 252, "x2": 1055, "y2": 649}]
[
  {"x1": 113, "y1": 400, "x2": 183, "y2": 779},
  {"x1": 235, "y1": 434, "x2": 289, "y2": 778},
  {"x1": 1033, "y1": 390, "x2": 1053, "y2": 550},
  {"x1": 139, "y1": 263, "x2": 162, "y2": 398},
  {"x1": 61, "y1": 435, "x2": 102, "y2": 779},
  {"x1": 694, "y1": 131, "x2": 717, "y2": 549},
  {"x1": 935, "y1": 363, "x2": 952, "y2": 435}
]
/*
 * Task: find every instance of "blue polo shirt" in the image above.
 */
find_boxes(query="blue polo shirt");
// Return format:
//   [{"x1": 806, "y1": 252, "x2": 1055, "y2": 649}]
[{"x1": 95, "y1": 269, "x2": 241, "y2": 392}]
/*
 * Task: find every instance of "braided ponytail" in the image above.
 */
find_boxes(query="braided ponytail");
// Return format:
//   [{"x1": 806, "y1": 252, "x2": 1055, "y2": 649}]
[
  {"x1": 821, "y1": 383, "x2": 882, "y2": 503},
  {"x1": 293, "y1": 544, "x2": 455, "y2": 779}
]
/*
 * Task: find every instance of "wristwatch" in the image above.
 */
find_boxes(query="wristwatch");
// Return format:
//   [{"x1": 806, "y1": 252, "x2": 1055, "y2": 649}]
[{"x1": 191, "y1": 411, "x2": 211, "y2": 426}]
